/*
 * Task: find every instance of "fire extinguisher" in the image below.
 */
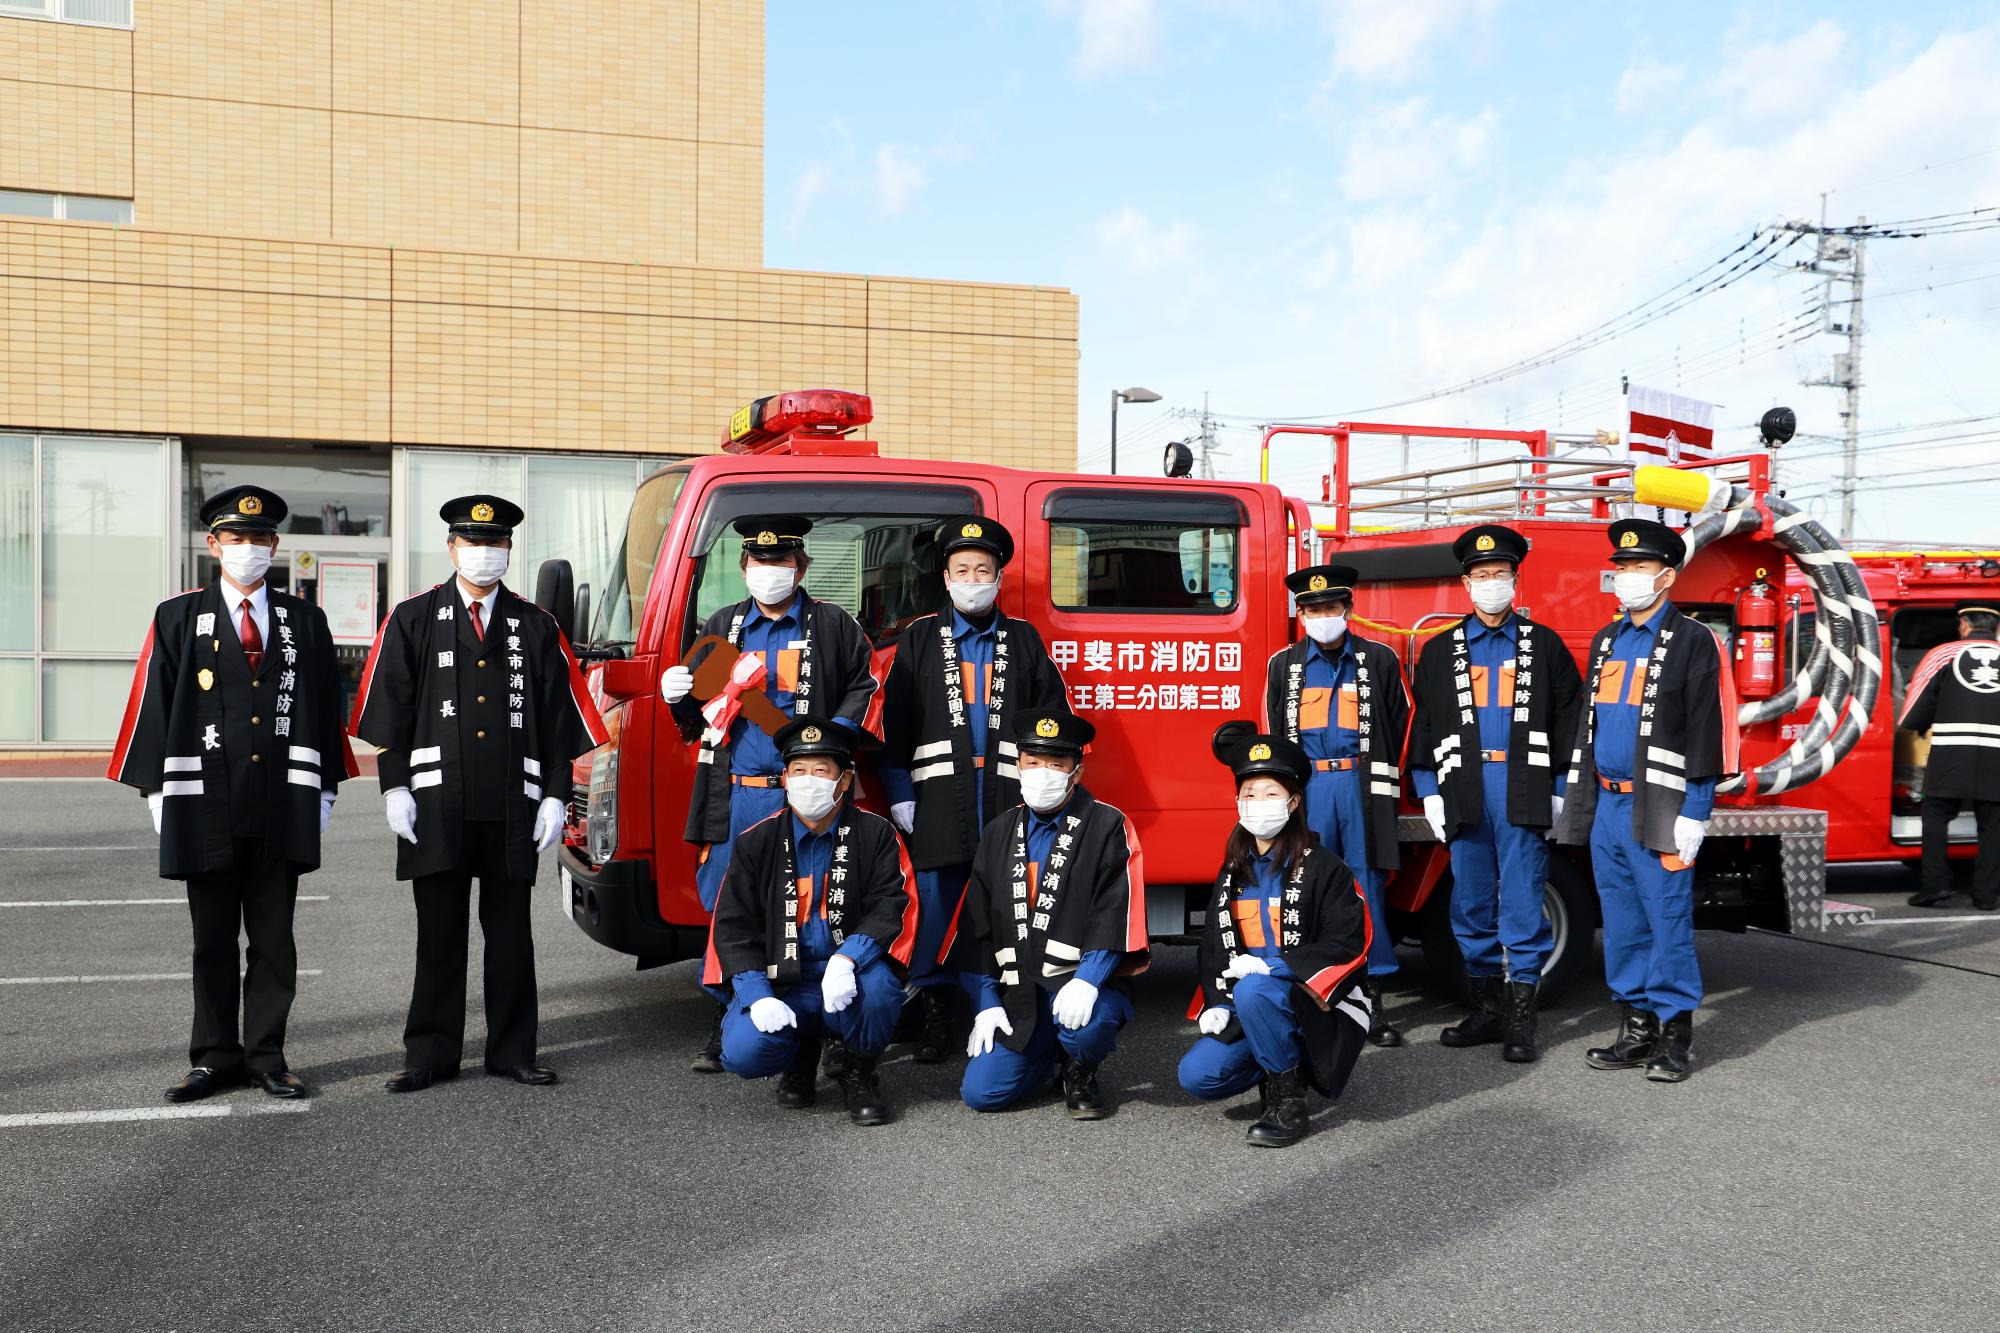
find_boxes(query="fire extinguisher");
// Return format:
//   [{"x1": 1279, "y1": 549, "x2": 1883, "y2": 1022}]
[{"x1": 1735, "y1": 569, "x2": 1779, "y2": 698}]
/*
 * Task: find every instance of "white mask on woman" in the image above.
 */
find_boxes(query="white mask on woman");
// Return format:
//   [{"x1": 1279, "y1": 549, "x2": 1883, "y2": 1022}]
[
  {"x1": 947, "y1": 576, "x2": 1001, "y2": 616},
  {"x1": 1237, "y1": 797, "x2": 1293, "y2": 839},
  {"x1": 218, "y1": 544, "x2": 273, "y2": 587},
  {"x1": 744, "y1": 565, "x2": 797, "y2": 606},
  {"x1": 1018, "y1": 766, "x2": 1074, "y2": 813},
  {"x1": 785, "y1": 773, "x2": 843, "y2": 823}
]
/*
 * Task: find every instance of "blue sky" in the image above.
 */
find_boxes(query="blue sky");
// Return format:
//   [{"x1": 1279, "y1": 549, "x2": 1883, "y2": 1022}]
[{"x1": 766, "y1": 2, "x2": 2000, "y2": 543}]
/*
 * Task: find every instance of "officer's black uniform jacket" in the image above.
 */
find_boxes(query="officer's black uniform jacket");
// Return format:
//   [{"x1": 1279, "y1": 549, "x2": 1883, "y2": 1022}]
[
  {"x1": 1900, "y1": 634, "x2": 2000, "y2": 800},
  {"x1": 109, "y1": 585, "x2": 355, "y2": 879},
  {"x1": 699, "y1": 801, "x2": 918, "y2": 993},
  {"x1": 350, "y1": 582, "x2": 607, "y2": 883},
  {"x1": 1409, "y1": 614, "x2": 1584, "y2": 833},
  {"x1": 669, "y1": 591, "x2": 877, "y2": 845},
  {"x1": 1553, "y1": 606, "x2": 1725, "y2": 856},
  {"x1": 1190, "y1": 842, "x2": 1370, "y2": 1097},
  {"x1": 946, "y1": 787, "x2": 1148, "y2": 1053},
  {"x1": 1263, "y1": 634, "x2": 1410, "y2": 870},
  {"x1": 881, "y1": 610, "x2": 1070, "y2": 870}
]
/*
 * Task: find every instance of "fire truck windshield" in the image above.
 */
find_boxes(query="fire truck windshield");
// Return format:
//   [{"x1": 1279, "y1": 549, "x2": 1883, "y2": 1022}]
[{"x1": 592, "y1": 467, "x2": 687, "y2": 644}]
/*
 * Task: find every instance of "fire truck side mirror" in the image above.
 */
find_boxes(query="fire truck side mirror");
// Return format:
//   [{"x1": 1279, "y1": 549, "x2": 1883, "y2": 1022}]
[{"x1": 536, "y1": 558, "x2": 576, "y2": 643}]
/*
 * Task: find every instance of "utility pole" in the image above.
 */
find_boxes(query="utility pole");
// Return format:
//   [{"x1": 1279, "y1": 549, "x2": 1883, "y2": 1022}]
[
  {"x1": 1788, "y1": 198, "x2": 1865, "y2": 537},
  {"x1": 1197, "y1": 392, "x2": 1219, "y2": 479}
]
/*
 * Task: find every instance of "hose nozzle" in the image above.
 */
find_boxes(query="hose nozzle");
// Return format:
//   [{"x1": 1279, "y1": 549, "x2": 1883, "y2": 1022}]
[{"x1": 1632, "y1": 465, "x2": 1726, "y2": 514}]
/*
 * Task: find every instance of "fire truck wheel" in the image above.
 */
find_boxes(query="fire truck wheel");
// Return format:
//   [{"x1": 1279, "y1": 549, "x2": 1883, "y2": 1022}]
[{"x1": 1417, "y1": 853, "x2": 1597, "y2": 1006}]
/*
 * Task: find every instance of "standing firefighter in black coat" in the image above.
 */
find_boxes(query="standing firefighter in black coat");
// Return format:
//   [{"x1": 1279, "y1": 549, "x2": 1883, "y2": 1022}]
[
  {"x1": 108, "y1": 485, "x2": 356, "y2": 1103},
  {"x1": 1902, "y1": 601, "x2": 2000, "y2": 912},
  {"x1": 351, "y1": 495, "x2": 608, "y2": 1093}
]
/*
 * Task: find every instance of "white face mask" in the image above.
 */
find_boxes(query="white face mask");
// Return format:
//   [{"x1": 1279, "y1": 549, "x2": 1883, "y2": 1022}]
[
  {"x1": 454, "y1": 544, "x2": 510, "y2": 588},
  {"x1": 1303, "y1": 614, "x2": 1347, "y2": 645},
  {"x1": 744, "y1": 565, "x2": 797, "y2": 606},
  {"x1": 1237, "y1": 797, "x2": 1293, "y2": 840},
  {"x1": 1612, "y1": 568, "x2": 1665, "y2": 612},
  {"x1": 947, "y1": 576, "x2": 1001, "y2": 616},
  {"x1": 785, "y1": 773, "x2": 843, "y2": 823},
  {"x1": 217, "y1": 544, "x2": 273, "y2": 587},
  {"x1": 1469, "y1": 577, "x2": 1516, "y2": 615},
  {"x1": 1018, "y1": 766, "x2": 1074, "y2": 813}
]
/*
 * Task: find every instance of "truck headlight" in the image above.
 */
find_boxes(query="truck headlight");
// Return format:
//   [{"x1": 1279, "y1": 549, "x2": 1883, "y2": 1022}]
[{"x1": 587, "y1": 748, "x2": 618, "y2": 867}]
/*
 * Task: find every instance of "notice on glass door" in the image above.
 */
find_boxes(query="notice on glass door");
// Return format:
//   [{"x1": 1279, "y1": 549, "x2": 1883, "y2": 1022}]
[{"x1": 319, "y1": 558, "x2": 379, "y2": 645}]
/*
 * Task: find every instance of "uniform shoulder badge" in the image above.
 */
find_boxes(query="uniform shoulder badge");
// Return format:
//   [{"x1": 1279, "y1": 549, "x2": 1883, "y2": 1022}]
[
  {"x1": 801, "y1": 725, "x2": 823, "y2": 743},
  {"x1": 1248, "y1": 742, "x2": 1272, "y2": 761},
  {"x1": 471, "y1": 502, "x2": 495, "y2": 523},
  {"x1": 1035, "y1": 717, "x2": 1060, "y2": 738},
  {"x1": 197, "y1": 668, "x2": 214, "y2": 691}
]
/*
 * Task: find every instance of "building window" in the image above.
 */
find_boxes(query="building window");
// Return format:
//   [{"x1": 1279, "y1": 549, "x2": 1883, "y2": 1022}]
[
  {"x1": 0, "y1": 189, "x2": 134, "y2": 224},
  {"x1": 0, "y1": 0, "x2": 132, "y2": 29}
]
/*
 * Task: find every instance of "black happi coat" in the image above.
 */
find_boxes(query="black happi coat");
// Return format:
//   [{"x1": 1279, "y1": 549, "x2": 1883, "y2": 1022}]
[
  {"x1": 947, "y1": 787, "x2": 1148, "y2": 1053},
  {"x1": 1900, "y1": 636, "x2": 2000, "y2": 800},
  {"x1": 109, "y1": 585, "x2": 355, "y2": 879},
  {"x1": 350, "y1": 583, "x2": 607, "y2": 882},
  {"x1": 1264, "y1": 634, "x2": 1411, "y2": 870},
  {"x1": 1553, "y1": 607, "x2": 1726, "y2": 856},
  {"x1": 700, "y1": 802, "x2": 918, "y2": 993},
  {"x1": 670, "y1": 591, "x2": 878, "y2": 845},
  {"x1": 881, "y1": 611, "x2": 1070, "y2": 869},
  {"x1": 1409, "y1": 615, "x2": 1584, "y2": 833},
  {"x1": 1190, "y1": 843, "x2": 1371, "y2": 1097}
]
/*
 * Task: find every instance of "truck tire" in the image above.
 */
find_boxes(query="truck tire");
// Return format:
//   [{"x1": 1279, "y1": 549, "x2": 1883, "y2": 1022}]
[{"x1": 1417, "y1": 852, "x2": 1597, "y2": 1005}]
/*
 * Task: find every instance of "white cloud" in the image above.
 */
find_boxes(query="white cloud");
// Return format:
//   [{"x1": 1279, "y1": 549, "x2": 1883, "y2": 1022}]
[
  {"x1": 873, "y1": 144, "x2": 928, "y2": 216},
  {"x1": 1713, "y1": 19, "x2": 1846, "y2": 120},
  {"x1": 1616, "y1": 55, "x2": 1687, "y2": 115},
  {"x1": 786, "y1": 162, "x2": 833, "y2": 236},
  {"x1": 1097, "y1": 207, "x2": 1197, "y2": 269},
  {"x1": 1320, "y1": 0, "x2": 1500, "y2": 83},
  {"x1": 1344, "y1": 210, "x2": 1430, "y2": 289},
  {"x1": 1338, "y1": 98, "x2": 1497, "y2": 202},
  {"x1": 1063, "y1": 0, "x2": 1160, "y2": 76}
]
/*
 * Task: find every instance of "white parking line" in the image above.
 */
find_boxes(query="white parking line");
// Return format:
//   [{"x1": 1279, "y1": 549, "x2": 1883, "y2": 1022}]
[
  {"x1": 0, "y1": 1102, "x2": 311, "y2": 1128},
  {"x1": 0, "y1": 969, "x2": 326, "y2": 986},
  {"x1": 0, "y1": 896, "x2": 331, "y2": 907},
  {"x1": 1852, "y1": 914, "x2": 2000, "y2": 926}
]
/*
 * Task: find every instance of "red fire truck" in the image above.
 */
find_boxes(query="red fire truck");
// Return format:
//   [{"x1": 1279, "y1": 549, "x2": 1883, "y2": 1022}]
[{"x1": 546, "y1": 392, "x2": 1871, "y2": 1001}]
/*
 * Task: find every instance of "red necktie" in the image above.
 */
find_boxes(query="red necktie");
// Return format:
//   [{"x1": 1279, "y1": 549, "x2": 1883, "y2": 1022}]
[
  {"x1": 468, "y1": 599, "x2": 484, "y2": 639},
  {"x1": 239, "y1": 600, "x2": 263, "y2": 674}
]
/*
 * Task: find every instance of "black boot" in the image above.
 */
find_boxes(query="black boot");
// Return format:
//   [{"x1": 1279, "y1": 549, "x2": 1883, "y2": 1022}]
[
  {"x1": 912, "y1": 988, "x2": 952, "y2": 1065},
  {"x1": 1361, "y1": 977, "x2": 1402, "y2": 1048},
  {"x1": 1063, "y1": 1060, "x2": 1111, "y2": 1120},
  {"x1": 688, "y1": 1001, "x2": 724, "y2": 1074},
  {"x1": 820, "y1": 1037, "x2": 850, "y2": 1081},
  {"x1": 1245, "y1": 1068, "x2": 1309, "y2": 1148},
  {"x1": 774, "y1": 1036, "x2": 821, "y2": 1109},
  {"x1": 837, "y1": 1051, "x2": 891, "y2": 1126},
  {"x1": 1907, "y1": 888, "x2": 1955, "y2": 907},
  {"x1": 1645, "y1": 1013, "x2": 1694, "y2": 1083},
  {"x1": 1502, "y1": 979, "x2": 1540, "y2": 1063},
  {"x1": 1584, "y1": 1002, "x2": 1658, "y2": 1070},
  {"x1": 1440, "y1": 976, "x2": 1506, "y2": 1047}
]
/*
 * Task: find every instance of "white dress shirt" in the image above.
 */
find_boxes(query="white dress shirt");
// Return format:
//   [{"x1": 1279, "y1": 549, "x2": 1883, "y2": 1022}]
[
  {"x1": 222, "y1": 581, "x2": 270, "y2": 649},
  {"x1": 459, "y1": 582, "x2": 498, "y2": 633}
]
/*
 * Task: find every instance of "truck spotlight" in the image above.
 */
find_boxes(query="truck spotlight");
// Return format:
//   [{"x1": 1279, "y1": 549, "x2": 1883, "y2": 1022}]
[
  {"x1": 1163, "y1": 440, "x2": 1195, "y2": 478},
  {"x1": 1760, "y1": 406, "x2": 1797, "y2": 448}
]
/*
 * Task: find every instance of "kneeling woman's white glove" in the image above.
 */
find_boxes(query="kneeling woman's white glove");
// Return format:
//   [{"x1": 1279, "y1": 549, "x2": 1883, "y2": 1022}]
[
  {"x1": 967, "y1": 1006, "x2": 1013, "y2": 1057},
  {"x1": 1223, "y1": 953, "x2": 1272, "y2": 982},
  {"x1": 749, "y1": 996, "x2": 798, "y2": 1034},
  {"x1": 1197, "y1": 1006, "x2": 1231, "y2": 1037},
  {"x1": 1052, "y1": 978, "x2": 1098, "y2": 1030}
]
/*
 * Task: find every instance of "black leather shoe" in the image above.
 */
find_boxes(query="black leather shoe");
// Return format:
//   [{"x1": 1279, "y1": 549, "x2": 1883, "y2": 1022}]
[
  {"x1": 1908, "y1": 888, "x2": 1956, "y2": 908},
  {"x1": 1976, "y1": 898, "x2": 1998, "y2": 912},
  {"x1": 1644, "y1": 1013, "x2": 1694, "y2": 1082},
  {"x1": 776, "y1": 1038, "x2": 822, "y2": 1109},
  {"x1": 487, "y1": 1064, "x2": 559, "y2": 1086},
  {"x1": 1361, "y1": 977, "x2": 1402, "y2": 1048},
  {"x1": 164, "y1": 1066, "x2": 242, "y2": 1103},
  {"x1": 1245, "y1": 1068, "x2": 1309, "y2": 1147},
  {"x1": 912, "y1": 988, "x2": 953, "y2": 1065},
  {"x1": 1441, "y1": 976, "x2": 1506, "y2": 1047},
  {"x1": 253, "y1": 1070, "x2": 309, "y2": 1099},
  {"x1": 837, "y1": 1051, "x2": 891, "y2": 1126},
  {"x1": 1585, "y1": 1003, "x2": 1658, "y2": 1070},
  {"x1": 1502, "y1": 979, "x2": 1540, "y2": 1063},
  {"x1": 385, "y1": 1065, "x2": 459, "y2": 1094},
  {"x1": 689, "y1": 1001, "x2": 725, "y2": 1073},
  {"x1": 1063, "y1": 1060, "x2": 1111, "y2": 1120}
]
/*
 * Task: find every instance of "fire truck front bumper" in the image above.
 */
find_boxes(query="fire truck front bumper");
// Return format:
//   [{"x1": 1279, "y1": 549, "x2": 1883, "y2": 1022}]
[{"x1": 556, "y1": 846, "x2": 709, "y2": 969}]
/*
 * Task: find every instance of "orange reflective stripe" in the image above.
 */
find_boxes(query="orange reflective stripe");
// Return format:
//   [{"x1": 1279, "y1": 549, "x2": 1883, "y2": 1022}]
[
  {"x1": 1230, "y1": 899, "x2": 1267, "y2": 950},
  {"x1": 1594, "y1": 658, "x2": 1628, "y2": 704},
  {"x1": 776, "y1": 648, "x2": 801, "y2": 693},
  {"x1": 1336, "y1": 683, "x2": 1359, "y2": 730},
  {"x1": 960, "y1": 661, "x2": 993, "y2": 707},
  {"x1": 1499, "y1": 661, "x2": 1516, "y2": 708},
  {"x1": 796, "y1": 875, "x2": 813, "y2": 928},
  {"x1": 1299, "y1": 686, "x2": 1332, "y2": 731},
  {"x1": 1470, "y1": 665, "x2": 1489, "y2": 709},
  {"x1": 1627, "y1": 661, "x2": 1648, "y2": 705}
]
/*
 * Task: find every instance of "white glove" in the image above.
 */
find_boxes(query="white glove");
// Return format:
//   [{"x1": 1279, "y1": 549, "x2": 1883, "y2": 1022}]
[
  {"x1": 1223, "y1": 953, "x2": 1273, "y2": 981},
  {"x1": 1052, "y1": 978, "x2": 1099, "y2": 1030},
  {"x1": 1423, "y1": 793, "x2": 1448, "y2": 843},
  {"x1": 319, "y1": 791, "x2": 335, "y2": 834},
  {"x1": 1551, "y1": 792, "x2": 1565, "y2": 825},
  {"x1": 749, "y1": 996, "x2": 798, "y2": 1034},
  {"x1": 889, "y1": 801, "x2": 917, "y2": 834},
  {"x1": 660, "y1": 664, "x2": 694, "y2": 704},
  {"x1": 1673, "y1": 815, "x2": 1706, "y2": 865},
  {"x1": 533, "y1": 795, "x2": 566, "y2": 853},
  {"x1": 1197, "y1": 1006, "x2": 1231, "y2": 1037},
  {"x1": 385, "y1": 788, "x2": 419, "y2": 844},
  {"x1": 147, "y1": 791, "x2": 163, "y2": 835},
  {"x1": 821, "y1": 954, "x2": 858, "y2": 1013},
  {"x1": 967, "y1": 1005, "x2": 1013, "y2": 1057}
]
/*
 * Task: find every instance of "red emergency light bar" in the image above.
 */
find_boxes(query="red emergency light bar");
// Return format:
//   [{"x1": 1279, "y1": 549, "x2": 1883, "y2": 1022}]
[{"x1": 723, "y1": 389, "x2": 874, "y2": 453}]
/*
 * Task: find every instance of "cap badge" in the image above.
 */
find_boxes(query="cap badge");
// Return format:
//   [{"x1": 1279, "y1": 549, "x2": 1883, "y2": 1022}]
[
  {"x1": 757, "y1": 530, "x2": 777, "y2": 546},
  {"x1": 1035, "y1": 717, "x2": 1060, "y2": 739},
  {"x1": 471, "y1": 502, "x2": 494, "y2": 523},
  {"x1": 1248, "y1": 742, "x2": 1272, "y2": 761},
  {"x1": 961, "y1": 522, "x2": 983, "y2": 539},
  {"x1": 801, "y1": 725, "x2": 823, "y2": 744},
  {"x1": 1476, "y1": 534, "x2": 1495, "y2": 552},
  {"x1": 238, "y1": 495, "x2": 262, "y2": 516},
  {"x1": 1308, "y1": 574, "x2": 1328, "y2": 592},
  {"x1": 1619, "y1": 530, "x2": 1640, "y2": 549}
]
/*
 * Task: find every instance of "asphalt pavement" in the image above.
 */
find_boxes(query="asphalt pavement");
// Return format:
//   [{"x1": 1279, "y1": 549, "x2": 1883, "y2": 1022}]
[{"x1": 2, "y1": 779, "x2": 1995, "y2": 1332}]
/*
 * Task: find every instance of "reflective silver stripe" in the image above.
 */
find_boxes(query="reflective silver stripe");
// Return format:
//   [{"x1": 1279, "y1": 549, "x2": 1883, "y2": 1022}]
[
  {"x1": 524, "y1": 782, "x2": 543, "y2": 800},
  {"x1": 696, "y1": 749, "x2": 715, "y2": 764},
  {"x1": 1931, "y1": 735, "x2": 2000, "y2": 748},
  {"x1": 994, "y1": 763, "x2": 1019, "y2": 780},
  {"x1": 701, "y1": 728, "x2": 726, "y2": 747},
  {"x1": 1436, "y1": 734, "x2": 1461, "y2": 752},
  {"x1": 1044, "y1": 939, "x2": 1081, "y2": 962},
  {"x1": 911, "y1": 761, "x2": 954, "y2": 783},
  {"x1": 1525, "y1": 753, "x2": 1551, "y2": 768},
  {"x1": 910, "y1": 740, "x2": 953, "y2": 761},
  {"x1": 1370, "y1": 781, "x2": 1400, "y2": 796},
  {"x1": 1437, "y1": 755, "x2": 1462, "y2": 780},
  {"x1": 1934, "y1": 722, "x2": 2000, "y2": 736},
  {"x1": 999, "y1": 969, "x2": 1020, "y2": 987},
  {"x1": 411, "y1": 770, "x2": 444, "y2": 790},
  {"x1": 287, "y1": 746, "x2": 319, "y2": 766},
  {"x1": 287, "y1": 769, "x2": 319, "y2": 788},
  {"x1": 1647, "y1": 770, "x2": 1687, "y2": 791},
  {"x1": 1528, "y1": 730, "x2": 1549, "y2": 747},
  {"x1": 1371, "y1": 761, "x2": 1398, "y2": 778},
  {"x1": 1041, "y1": 959, "x2": 1078, "y2": 979},
  {"x1": 1334, "y1": 998, "x2": 1371, "y2": 1029},
  {"x1": 163, "y1": 756, "x2": 202, "y2": 773},
  {"x1": 996, "y1": 741, "x2": 1019, "y2": 758},
  {"x1": 160, "y1": 780, "x2": 204, "y2": 797},
  {"x1": 994, "y1": 948, "x2": 1017, "y2": 966},
  {"x1": 1650, "y1": 747, "x2": 1685, "y2": 769},
  {"x1": 410, "y1": 746, "x2": 442, "y2": 765},
  {"x1": 523, "y1": 757, "x2": 542, "y2": 775}
]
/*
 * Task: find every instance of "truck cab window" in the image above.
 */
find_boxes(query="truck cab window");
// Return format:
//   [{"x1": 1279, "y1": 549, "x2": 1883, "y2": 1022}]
[
  {"x1": 1043, "y1": 491, "x2": 1243, "y2": 613},
  {"x1": 592, "y1": 468, "x2": 687, "y2": 644}
]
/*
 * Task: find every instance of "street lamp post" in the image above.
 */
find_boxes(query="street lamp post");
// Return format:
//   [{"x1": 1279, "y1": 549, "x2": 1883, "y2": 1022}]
[{"x1": 1108, "y1": 386, "x2": 1163, "y2": 474}]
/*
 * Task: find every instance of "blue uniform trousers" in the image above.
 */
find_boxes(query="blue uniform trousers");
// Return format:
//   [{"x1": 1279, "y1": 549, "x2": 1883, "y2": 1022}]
[
  {"x1": 719, "y1": 957, "x2": 905, "y2": 1077},
  {"x1": 1588, "y1": 788, "x2": 1703, "y2": 1018},
  {"x1": 1449, "y1": 760, "x2": 1554, "y2": 984},
  {"x1": 1177, "y1": 972, "x2": 1302, "y2": 1100},
  {"x1": 694, "y1": 783, "x2": 787, "y2": 914},
  {"x1": 909, "y1": 863, "x2": 969, "y2": 990},
  {"x1": 1306, "y1": 767, "x2": 1397, "y2": 976},
  {"x1": 960, "y1": 986, "x2": 1133, "y2": 1111}
]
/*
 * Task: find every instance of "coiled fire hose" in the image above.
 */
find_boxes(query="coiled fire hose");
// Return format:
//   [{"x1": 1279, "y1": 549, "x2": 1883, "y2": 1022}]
[{"x1": 1633, "y1": 466, "x2": 1881, "y2": 796}]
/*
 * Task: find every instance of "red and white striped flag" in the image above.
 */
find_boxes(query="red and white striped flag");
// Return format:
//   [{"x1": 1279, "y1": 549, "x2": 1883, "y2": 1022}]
[{"x1": 1627, "y1": 384, "x2": 1717, "y2": 464}]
